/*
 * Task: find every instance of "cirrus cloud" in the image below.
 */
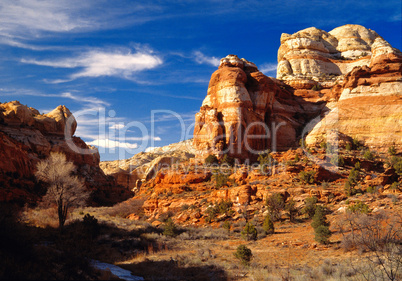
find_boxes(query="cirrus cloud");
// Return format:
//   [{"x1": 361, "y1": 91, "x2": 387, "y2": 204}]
[{"x1": 21, "y1": 48, "x2": 163, "y2": 82}]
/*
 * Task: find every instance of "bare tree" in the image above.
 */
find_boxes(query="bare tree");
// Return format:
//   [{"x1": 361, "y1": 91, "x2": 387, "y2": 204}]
[
  {"x1": 337, "y1": 211, "x2": 402, "y2": 280},
  {"x1": 35, "y1": 152, "x2": 89, "y2": 229}
]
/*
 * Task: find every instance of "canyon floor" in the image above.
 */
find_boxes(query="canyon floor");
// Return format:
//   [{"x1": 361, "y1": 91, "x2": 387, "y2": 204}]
[{"x1": 15, "y1": 145, "x2": 402, "y2": 280}]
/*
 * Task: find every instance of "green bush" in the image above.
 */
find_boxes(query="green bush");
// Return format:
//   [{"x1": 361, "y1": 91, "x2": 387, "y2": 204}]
[
  {"x1": 266, "y1": 193, "x2": 285, "y2": 221},
  {"x1": 344, "y1": 168, "x2": 360, "y2": 196},
  {"x1": 352, "y1": 138, "x2": 361, "y2": 150},
  {"x1": 314, "y1": 225, "x2": 332, "y2": 244},
  {"x1": 311, "y1": 205, "x2": 331, "y2": 244},
  {"x1": 330, "y1": 155, "x2": 344, "y2": 167},
  {"x1": 391, "y1": 156, "x2": 402, "y2": 176},
  {"x1": 262, "y1": 215, "x2": 275, "y2": 234},
  {"x1": 221, "y1": 154, "x2": 235, "y2": 166},
  {"x1": 241, "y1": 222, "x2": 257, "y2": 241},
  {"x1": 299, "y1": 170, "x2": 316, "y2": 184},
  {"x1": 163, "y1": 218, "x2": 178, "y2": 237},
  {"x1": 311, "y1": 205, "x2": 330, "y2": 229},
  {"x1": 222, "y1": 220, "x2": 231, "y2": 234},
  {"x1": 311, "y1": 84, "x2": 322, "y2": 91},
  {"x1": 302, "y1": 196, "x2": 318, "y2": 218},
  {"x1": 388, "y1": 146, "x2": 397, "y2": 156},
  {"x1": 354, "y1": 161, "x2": 361, "y2": 170},
  {"x1": 234, "y1": 245, "x2": 253, "y2": 266},
  {"x1": 285, "y1": 198, "x2": 299, "y2": 222},
  {"x1": 345, "y1": 142, "x2": 352, "y2": 151},
  {"x1": 347, "y1": 201, "x2": 370, "y2": 214},
  {"x1": 205, "y1": 154, "x2": 219, "y2": 165},
  {"x1": 363, "y1": 150, "x2": 374, "y2": 161},
  {"x1": 213, "y1": 172, "x2": 229, "y2": 188},
  {"x1": 205, "y1": 200, "x2": 234, "y2": 222}
]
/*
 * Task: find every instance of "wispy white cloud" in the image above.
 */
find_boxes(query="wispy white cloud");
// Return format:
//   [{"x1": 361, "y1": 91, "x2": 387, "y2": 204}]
[
  {"x1": 86, "y1": 138, "x2": 139, "y2": 150},
  {"x1": 0, "y1": 0, "x2": 163, "y2": 44},
  {"x1": 193, "y1": 51, "x2": 220, "y2": 67},
  {"x1": 21, "y1": 48, "x2": 163, "y2": 82},
  {"x1": 259, "y1": 63, "x2": 277, "y2": 76},
  {"x1": 0, "y1": 88, "x2": 110, "y2": 108}
]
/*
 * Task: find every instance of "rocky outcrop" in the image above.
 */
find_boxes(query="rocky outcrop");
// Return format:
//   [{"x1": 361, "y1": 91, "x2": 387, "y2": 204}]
[
  {"x1": 193, "y1": 54, "x2": 327, "y2": 161},
  {"x1": 277, "y1": 24, "x2": 387, "y2": 86},
  {"x1": 193, "y1": 25, "x2": 402, "y2": 160},
  {"x1": 305, "y1": 47, "x2": 402, "y2": 151},
  {"x1": 100, "y1": 139, "x2": 195, "y2": 190},
  {"x1": 0, "y1": 101, "x2": 132, "y2": 205}
]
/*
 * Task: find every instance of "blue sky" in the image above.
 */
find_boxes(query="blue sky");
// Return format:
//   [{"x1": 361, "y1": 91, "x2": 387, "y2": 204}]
[{"x1": 0, "y1": 0, "x2": 401, "y2": 161}]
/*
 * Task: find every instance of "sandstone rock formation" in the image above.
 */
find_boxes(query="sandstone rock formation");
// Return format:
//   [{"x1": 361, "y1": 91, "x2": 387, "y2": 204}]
[
  {"x1": 305, "y1": 45, "x2": 402, "y2": 151},
  {"x1": 193, "y1": 24, "x2": 402, "y2": 160},
  {"x1": 277, "y1": 24, "x2": 386, "y2": 86},
  {"x1": 193, "y1": 54, "x2": 327, "y2": 160},
  {"x1": 0, "y1": 101, "x2": 132, "y2": 205},
  {"x1": 100, "y1": 139, "x2": 195, "y2": 190}
]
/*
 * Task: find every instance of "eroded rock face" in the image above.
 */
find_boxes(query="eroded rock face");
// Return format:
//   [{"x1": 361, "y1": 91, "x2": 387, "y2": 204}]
[
  {"x1": 277, "y1": 24, "x2": 388, "y2": 88},
  {"x1": 305, "y1": 48, "x2": 402, "y2": 152},
  {"x1": 194, "y1": 25, "x2": 402, "y2": 160},
  {"x1": 0, "y1": 101, "x2": 132, "y2": 205},
  {"x1": 193, "y1": 55, "x2": 326, "y2": 161}
]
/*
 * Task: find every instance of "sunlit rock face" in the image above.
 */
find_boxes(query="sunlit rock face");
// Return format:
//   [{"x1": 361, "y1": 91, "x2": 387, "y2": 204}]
[
  {"x1": 0, "y1": 101, "x2": 132, "y2": 205},
  {"x1": 193, "y1": 55, "x2": 325, "y2": 161},
  {"x1": 305, "y1": 44, "x2": 402, "y2": 152},
  {"x1": 276, "y1": 24, "x2": 390, "y2": 89},
  {"x1": 194, "y1": 24, "x2": 402, "y2": 161}
]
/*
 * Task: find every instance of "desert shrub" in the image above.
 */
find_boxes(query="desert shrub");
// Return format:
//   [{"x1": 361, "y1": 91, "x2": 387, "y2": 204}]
[
  {"x1": 257, "y1": 151, "x2": 274, "y2": 174},
  {"x1": 180, "y1": 204, "x2": 190, "y2": 211},
  {"x1": 315, "y1": 225, "x2": 332, "y2": 244},
  {"x1": 390, "y1": 182, "x2": 401, "y2": 192},
  {"x1": 330, "y1": 155, "x2": 344, "y2": 167},
  {"x1": 213, "y1": 172, "x2": 229, "y2": 188},
  {"x1": 321, "y1": 181, "x2": 330, "y2": 189},
  {"x1": 311, "y1": 84, "x2": 322, "y2": 91},
  {"x1": 352, "y1": 138, "x2": 362, "y2": 150},
  {"x1": 222, "y1": 221, "x2": 231, "y2": 234},
  {"x1": 266, "y1": 193, "x2": 285, "y2": 221},
  {"x1": 299, "y1": 170, "x2": 316, "y2": 184},
  {"x1": 234, "y1": 245, "x2": 253, "y2": 266},
  {"x1": 163, "y1": 218, "x2": 178, "y2": 237},
  {"x1": 347, "y1": 201, "x2": 370, "y2": 214},
  {"x1": 262, "y1": 215, "x2": 275, "y2": 235},
  {"x1": 205, "y1": 154, "x2": 219, "y2": 165},
  {"x1": 391, "y1": 156, "x2": 402, "y2": 176},
  {"x1": 311, "y1": 206, "x2": 331, "y2": 244},
  {"x1": 338, "y1": 211, "x2": 402, "y2": 280},
  {"x1": 354, "y1": 161, "x2": 361, "y2": 170},
  {"x1": 205, "y1": 200, "x2": 233, "y2": 222},
  {"x1": 285, "y1": 198, "x2": 299, "y2": 222},
  {"x1": 388, "y1": 146, "x2": 397, "y2": 156},
  {"x1": 82, "y1": 213, "x2": 100, "y2": 239},
  {"x1": 241, "y1": 222, "x2": 258, "y2": 241},
  {"x1": 221, "y1": 154, "x2": 235, "y2": 166},
  {"x1": 302, "y1": 196, "x2": 318, "y2": 218},
  {"x1": 363, "y1": 150, "x2": 374, "y2": 161},
  {"x1": 294, "y1": 153, "x2": 300, "y2": 162},
  {"x1": 366, "y1": 185, "x2": 378, "y2": 194},
  {"x1": 311, "y1": 205, "x2": 330, "y2": 229},
  {"x1": 344, "y1": 168, "x2": 360, "y2": 196},
  {"x1": 345, "y1": 142, "x2": 352, "y2": 151}
]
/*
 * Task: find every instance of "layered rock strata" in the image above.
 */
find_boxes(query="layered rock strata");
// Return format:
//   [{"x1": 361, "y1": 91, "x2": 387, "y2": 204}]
[
  {"x1": 277, "y1": 24, "x2": 386, "y2": 86},
  {"x1": 0, "y1": 101, "x2": 132, "y2": 205},
  {"x1": 193, "y1": 24, "x2": 402, "y2": 160},
  {"x1": 193, "y1": 55, "x2": 327, "y2": 160}
]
